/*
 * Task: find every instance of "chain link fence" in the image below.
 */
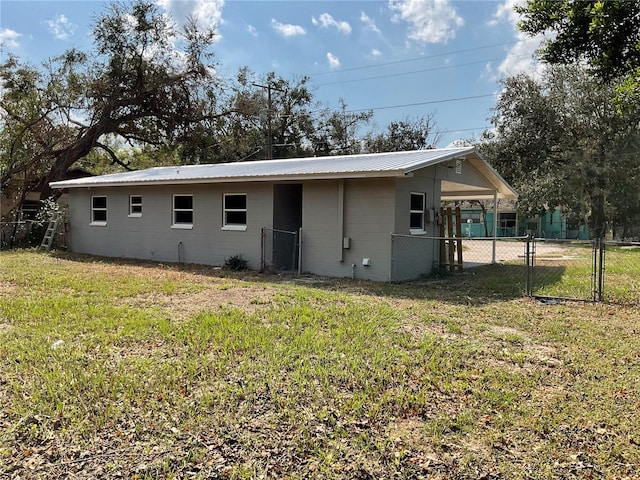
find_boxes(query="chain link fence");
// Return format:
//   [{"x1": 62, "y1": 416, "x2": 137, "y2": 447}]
[
  {"x1": 603, "y1": 241, "x2": 640, "y2": 305},
  {"x1": 390, "y1": 235, "x2": 529, "y2": 288},
  {"x1": 261, "y1": 227, "x2": 300, "y2": 273},
  {"x1": 390, "y1": 235, "x2": 639, "y2": 305},
  {"x1": 1, "y1": 221, "x2": 43, "y2": 249},
  {"x1": 529, "y1": 239, "x2": 598, "y2": 301}
]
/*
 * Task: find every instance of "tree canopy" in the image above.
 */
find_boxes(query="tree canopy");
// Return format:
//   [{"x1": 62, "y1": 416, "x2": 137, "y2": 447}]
[
  {"x1": 517, "y1": 0, "x2": 640, "y2": 108},
  {"x1": 517, "y1": 0, "x2": 640, "y2": 80},
  {"x1": 0, "y1": 0, "x2": 444, "y2": 221},
  {"x1": 1, "y1": 0, "x2": 221, "y2": 210},
  {"x1": 481, "y1": 65, "x2": 640, "y2": 238}
]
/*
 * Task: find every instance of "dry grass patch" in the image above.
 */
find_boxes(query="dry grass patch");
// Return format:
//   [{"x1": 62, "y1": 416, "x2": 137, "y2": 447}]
[{"x1": 1, "y1": 250, "x2": 639, "y2": 479}]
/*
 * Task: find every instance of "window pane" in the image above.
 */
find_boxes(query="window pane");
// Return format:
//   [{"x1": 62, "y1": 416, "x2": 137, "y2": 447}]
[
  {"x1": 226, "y1": 211, "x2": 247, "y2": 225},
  {"x1": 131, "y1": 196, "x2": 142, "y2": 205},
  {"x1": 131, "y1": 205, "x2": 142, "y2": 214},
  {"x1": 225, "y1": 194, "x2": 246, "y2": 210},
  {"x1": 175, "y1": 211, "x2": 193, "y2": 224},
  {"x1": 410, "y1": 194, "x2": 424, "y2": 211},
  {"x1": 174, "y1": 195, "x2": 193, "y2": 210},
  {"x1": 93, "y1": 210, "x2": 107, "y2": 222},
  {"x1": 410, "y1": 212, "x2": 423, "y2": 229},
  {"x1": 93, "y1": 197, "x2": 106, "y2": 209}
]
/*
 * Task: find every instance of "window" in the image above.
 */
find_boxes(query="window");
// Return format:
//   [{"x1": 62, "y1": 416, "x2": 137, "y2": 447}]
[
  {"x1": 499, "y1": 212, "x2": 517, "y2": 229},
  {"x1": 91, "y1": 196, "x2": 107, "y2": 225},
  {"x1": 460, "y1": 211, "x2": 482, "y2": 224},
  {"x1": 223, "y1": 193, "x2": 247, "y2": 231},
  {"x1": 172, "y1": 194, "x2": 193, "y2": 229},
  {"x1": 129, "y1": 195, "x2": 142, "y2": 217},
  {"x1": 410, "y1": 192, "x2": 425, "y2": 233}
]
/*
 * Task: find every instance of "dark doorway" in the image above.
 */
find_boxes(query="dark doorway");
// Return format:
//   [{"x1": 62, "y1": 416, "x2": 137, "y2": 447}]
[{"x1": 272, "y1": 184, "x2": 302, "y2": 271}]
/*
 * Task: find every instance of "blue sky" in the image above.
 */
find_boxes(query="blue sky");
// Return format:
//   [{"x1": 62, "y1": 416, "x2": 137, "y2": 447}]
[{"x1": 1, "y1": 0, "x2": 544, "y2": 147}]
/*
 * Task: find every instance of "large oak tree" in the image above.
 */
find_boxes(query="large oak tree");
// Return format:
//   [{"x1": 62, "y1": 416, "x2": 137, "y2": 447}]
[
  {"x1": 482, "y1": 65, "x2": 640, "y2": 238},
  {"x1": 1, "y1": 0, "x2": 223, "y2": 214}
]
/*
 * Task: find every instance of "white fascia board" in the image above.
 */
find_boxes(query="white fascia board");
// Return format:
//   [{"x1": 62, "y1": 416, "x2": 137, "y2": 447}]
[{"x1": 50, "y1": 170, "x2": 406, "y2": 189}]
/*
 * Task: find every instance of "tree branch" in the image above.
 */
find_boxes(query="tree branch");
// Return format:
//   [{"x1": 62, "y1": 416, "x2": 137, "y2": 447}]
[{"x1": 95, "y1": 142, "x2": 133, "y2": 171}]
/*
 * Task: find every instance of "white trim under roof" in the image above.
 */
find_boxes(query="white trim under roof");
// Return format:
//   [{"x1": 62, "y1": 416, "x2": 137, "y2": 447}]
[{"x1": 50, "y1": 147, "x2": 517, "y2": 200}]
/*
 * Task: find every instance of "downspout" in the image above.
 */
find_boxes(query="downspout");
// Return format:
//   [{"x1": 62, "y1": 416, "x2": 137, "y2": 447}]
[
  {"x1": 492, "y1": 192, "x2": 498, "y2": 263},
  {"x1": 338, "y1": 179, "x2": 345, "y2": 262}
]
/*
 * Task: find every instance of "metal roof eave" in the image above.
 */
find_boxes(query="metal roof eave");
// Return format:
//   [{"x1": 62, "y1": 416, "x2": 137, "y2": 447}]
[
  {"x1": 50, "y1": 169, "x2": 410, "y2": 189},
  {"x1": 402, "y1": 146, "x2": 475, "y2": 174}
]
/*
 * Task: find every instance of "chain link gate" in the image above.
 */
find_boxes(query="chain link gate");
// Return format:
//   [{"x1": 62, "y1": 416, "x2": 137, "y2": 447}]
[
  {"x1": 526, "y1": 237, "x2": 604, "y2": 302},
  {"x1": 261, "y1": 227, "x2": 300, "y2": 274}
]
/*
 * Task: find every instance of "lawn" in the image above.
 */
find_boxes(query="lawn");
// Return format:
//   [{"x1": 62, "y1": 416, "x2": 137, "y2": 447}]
[{"x1": 1, "y1": 251, "x2": 639, "y2": 479}]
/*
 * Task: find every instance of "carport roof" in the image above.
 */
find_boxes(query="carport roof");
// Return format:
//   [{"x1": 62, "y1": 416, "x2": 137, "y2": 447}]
[{"x1": 50, "y1": 147, "x2": 517, "y2": 199}]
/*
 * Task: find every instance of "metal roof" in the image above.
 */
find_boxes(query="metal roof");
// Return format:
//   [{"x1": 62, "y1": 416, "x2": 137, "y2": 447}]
[{"x1": 50, "y1": 147, "x2": 517, "y2": 199}]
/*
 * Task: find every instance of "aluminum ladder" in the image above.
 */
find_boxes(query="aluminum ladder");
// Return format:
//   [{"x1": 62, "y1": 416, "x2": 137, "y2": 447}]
[{"x1": 40, "y1": 213, "x2": 61, "y2": 251}]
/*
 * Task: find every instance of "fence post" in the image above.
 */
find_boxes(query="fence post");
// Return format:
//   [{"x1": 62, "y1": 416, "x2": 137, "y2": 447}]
[
  {"x1": 525, "y1": 235, "x2": 531, "y2": 296},
  {"x1": 260, "y1": 227, "x2": 265, "y2": 272},
  {"x1": 296, "y1": 227, "x2": 303, "y2": 276},
  {"x1": 597, "y1": 238, "x2": 605, "y2": 302}
]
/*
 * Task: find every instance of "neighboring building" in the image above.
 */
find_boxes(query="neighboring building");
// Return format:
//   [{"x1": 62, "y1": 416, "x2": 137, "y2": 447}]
[
  {"x1": 455, "y1": 201, "x2": 589, "y2": 239},
  {"x1": 50, "y1": 147, "x2": 517, "y2": 282}
]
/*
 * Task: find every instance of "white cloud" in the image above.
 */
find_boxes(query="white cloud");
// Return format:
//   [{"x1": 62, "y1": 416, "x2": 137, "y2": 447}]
[
  {"x1": 389, "y1": 0, "x2": 463, "y2": 44},
  {"x1": 0, "y1": 28, "x2": 21, "y2": 48},
  {"x1": 360, "y1": 12, "x2": 381, "y2": 34},
  {"x1": 45, "y1": 14, "x2": 77, "y2": 40},
  {"x1": 327, "y1": 52, "x2": 340, "y2": 69},
  {"x1": 487, "y1": 1, "x2": 547, "y2": 79},
  {"x1": 488, "y1": 0, "x2": 524, "y2": 26},
  {"x1": 271, "y1": 19, "x2": 306, "y2": 37},
  {"x1": 371, "y1": 48, "x2": 382, "y2": 57},
  {"x1": 157, "y1": 0, "x2": 224, "y2": 32},
  {"x1": 312, "y1": 13, "x2": 351, "y2": 34},
  {"x1": 247, "y1": 24, "x2": 257, "y2": 36},
  {"x1": 496, "y1": 33, "x2": 545, "y2": 78}
]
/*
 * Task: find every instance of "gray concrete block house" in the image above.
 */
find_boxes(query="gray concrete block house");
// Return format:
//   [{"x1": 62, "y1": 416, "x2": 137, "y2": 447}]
[{"x1": 51, "y1": 147, "x2": 517, "y2": 282}]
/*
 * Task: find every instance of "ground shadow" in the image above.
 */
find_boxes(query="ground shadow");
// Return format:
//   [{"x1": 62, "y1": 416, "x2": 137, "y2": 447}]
[{"x1": 43, "y1": 251, "x2": 537, "y2": 306}]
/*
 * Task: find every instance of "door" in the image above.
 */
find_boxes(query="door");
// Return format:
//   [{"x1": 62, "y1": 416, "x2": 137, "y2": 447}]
[{"x1": 272, "y1": 184, "x2": 302, "y2": 271}]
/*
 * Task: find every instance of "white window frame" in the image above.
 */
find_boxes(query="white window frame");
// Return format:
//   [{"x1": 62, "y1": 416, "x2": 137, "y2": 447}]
[
  {"x1": 222, "y1": 193, "x2": 247, "y2": 231},
  {"x1": 409, "y1": 192, "x2": 426, "y2": 234},
  {"x1": 90, "y1": 195, "x2": 107, "y2": 226},
  {"x1": 129, "y1": 195, "x2": 143, "y2": 217},
  {"x1": 172, "y1": 194, "x2": 193, "y2": 229}
]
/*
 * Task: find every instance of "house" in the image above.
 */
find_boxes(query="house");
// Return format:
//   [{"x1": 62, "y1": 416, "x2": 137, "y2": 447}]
[
  {"x1": 50, "y1": 147, "x2": 517, "y2": 282},
  {"x1": 454, "y1": 201, "x2": 589, "y2": 239}
]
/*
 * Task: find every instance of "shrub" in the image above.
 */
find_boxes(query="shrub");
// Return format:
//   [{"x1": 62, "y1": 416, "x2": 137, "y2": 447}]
[{"x1": 224, "y1": 254, "x2": 248, "y2": 271}]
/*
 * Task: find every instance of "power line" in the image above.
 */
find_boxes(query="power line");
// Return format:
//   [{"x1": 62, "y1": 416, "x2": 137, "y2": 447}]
[
  {"x1": 315, "y1": 54, "x2": 531, "y2": 87},
  {"x1": 344, "y1": 93, "x2": 497, "y2": 114},
  {"x1": 311, "y1": 41, "x2": 517, "y2": 77}
]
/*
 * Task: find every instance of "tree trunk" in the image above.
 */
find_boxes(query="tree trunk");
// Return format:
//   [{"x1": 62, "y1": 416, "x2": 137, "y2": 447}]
[{"x1": 40, "y1": 113, "x2": 111, "y2": 200}]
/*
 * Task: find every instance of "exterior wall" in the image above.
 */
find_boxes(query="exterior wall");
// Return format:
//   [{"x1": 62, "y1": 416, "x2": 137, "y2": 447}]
[
  {"x1": 520, "y1": 209, "x2": 589, "y2": 240},
  {"x1": 67, "y1": 183, "x2": 272, "y2": 269},
  {"x1": 301, "y1": 178, "x2": 396, "y2": 281},
  {"x1": 66, "y1": 173, "x2": 440, "y2": 282},
  {"x1": 390, "y1": 167, "x2": 441, "y2": 281},
  {"x1": 459, "y1": 210, "x2": 517, "y2": 237}
]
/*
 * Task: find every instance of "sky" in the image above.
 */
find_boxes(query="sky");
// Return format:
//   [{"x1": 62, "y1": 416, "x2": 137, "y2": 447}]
[{"x1": 0, "y1": 0, "x2": 545, "y2": 147}]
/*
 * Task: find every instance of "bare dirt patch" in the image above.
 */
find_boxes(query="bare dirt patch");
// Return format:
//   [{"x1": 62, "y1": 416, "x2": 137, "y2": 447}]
[
  {"x1": 123, "y1": 284, "x2": 279, "y2": 320},
  {"x1": 0, "y1": 282, "x2": 19, "y2": 297}
]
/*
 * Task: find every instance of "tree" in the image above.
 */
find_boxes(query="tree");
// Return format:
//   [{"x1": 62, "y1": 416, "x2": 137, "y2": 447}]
[
  {"x1": 1, "y1": 0, "x2": 223, "y2": 216},
  {"x1": 363, "y1": 115, "x2": 442, "y2": 153},
  {"x1": 197, "y1": 69, "x2": 321, "y2": 163},
  {"x1": 309, "y1": 99, "x2": 373, "y2": 156},
  {"x1": 516, "y1": 0, "x2": 640, "y2": 108},
  {"x1": 481, "y1": 65, "x2": 640, "y2": 238},
  {"x1": 517, "y1": 0, "x2": 640, "y2": 80}
]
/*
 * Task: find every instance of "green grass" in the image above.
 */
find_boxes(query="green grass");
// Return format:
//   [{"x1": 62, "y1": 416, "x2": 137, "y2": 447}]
[
  {"x1": 1, "y1": 250, "x2": 639, "y2": 478},
  {"x1": 530, "y1": 244, "x2": 640, "y2": 303}
]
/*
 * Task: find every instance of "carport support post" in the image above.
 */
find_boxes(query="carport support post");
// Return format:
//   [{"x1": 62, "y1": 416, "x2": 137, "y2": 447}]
[{"x1": 492, "y1": 192, "x2": 498, "y2": 264}]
